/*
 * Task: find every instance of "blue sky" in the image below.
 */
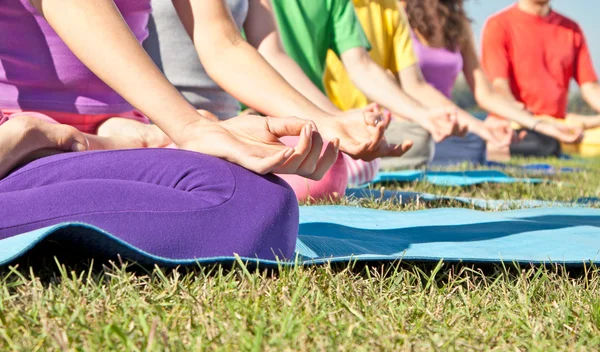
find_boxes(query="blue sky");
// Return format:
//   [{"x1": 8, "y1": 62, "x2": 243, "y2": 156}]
[{"x1": 466, "y1": 0, "x2": 600, "y2": 76}]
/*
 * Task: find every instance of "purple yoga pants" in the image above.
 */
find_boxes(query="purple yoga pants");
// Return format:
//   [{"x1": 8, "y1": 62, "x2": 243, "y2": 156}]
[{"x1": 0, "y1": 149, "x2": 299, "y2": 260}]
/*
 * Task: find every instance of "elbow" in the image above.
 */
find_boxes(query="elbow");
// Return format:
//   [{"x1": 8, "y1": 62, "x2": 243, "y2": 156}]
[
  {"x1": 195, "y1": 26, "x2": 244, "y2": 63},
  {"x1": 256, "y1": 45, "x2": 286, "y2": 65},
  {"x1": 581, "y1": 82, "x2": 600, "y2": 100},
  {"x1": 195, "y1": 39, "x2": 244, "y2": 76},
  {"x1": 343, "y1": 50, "x2": 372, "y2": 79},
  {"x1": 473, "y1": 92, "x2": 488, "y2": 110}
]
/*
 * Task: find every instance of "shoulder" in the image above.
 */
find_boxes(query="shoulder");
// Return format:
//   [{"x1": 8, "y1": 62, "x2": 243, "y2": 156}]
[
  {"x1": 551, "y1": 10, "x2": 583, "y2": 32},
  {"x1": 483, "y1": 5, "x2": 515, "y2": 30},
  {"x1": 359, "y1": 0, "x2": 404, "y2": 22}
]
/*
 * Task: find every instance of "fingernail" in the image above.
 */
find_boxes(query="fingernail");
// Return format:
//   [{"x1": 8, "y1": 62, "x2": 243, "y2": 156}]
[
  {"x1": 71, "y1": 141, "x2": 87, "y2": 152},
  {"x1": 284, "y1": 148, "x2": 294, "y2": 158},
  {"x1": 305, "y1": 125, "x2": 312, "y2": 137}
]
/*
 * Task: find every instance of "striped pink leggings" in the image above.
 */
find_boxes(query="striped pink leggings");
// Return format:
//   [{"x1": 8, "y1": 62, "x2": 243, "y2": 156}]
[{"x1": 343, "y1": 156, "x2": 381, "y2": 187}]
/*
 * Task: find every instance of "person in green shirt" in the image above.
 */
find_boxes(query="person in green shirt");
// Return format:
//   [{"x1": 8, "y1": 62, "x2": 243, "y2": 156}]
[{"x1": 271, "y1": 0, "x2": 468, "y2": 170}]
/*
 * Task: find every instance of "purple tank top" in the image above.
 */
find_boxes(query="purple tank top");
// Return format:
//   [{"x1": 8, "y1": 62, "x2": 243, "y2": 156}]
[
  {"x1": 411, "y1": 32, "x2": 463, "y2": 98},
  {"x1": 0, "y1": 0, "x2": 151, "y2": 114}
]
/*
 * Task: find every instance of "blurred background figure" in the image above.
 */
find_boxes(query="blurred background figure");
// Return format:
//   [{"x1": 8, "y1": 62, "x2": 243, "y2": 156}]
[
  {"x1": 481, "y1": 0, "x2": 600, "y2": 158},
  {"x1": 271, "y1": 0, "x2": 468, "y2": 172},
  {"x1": 326, "y1": 0, "x2": 517, "y2": 168}
]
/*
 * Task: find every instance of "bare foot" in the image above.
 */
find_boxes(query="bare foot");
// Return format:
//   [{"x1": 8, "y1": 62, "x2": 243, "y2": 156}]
[
  {"x1": 0, "y1": 115, "x2": 88, "y2": 178},
  {"x1": 97, "y1": 117, "x2": 172, "y2": 149}
]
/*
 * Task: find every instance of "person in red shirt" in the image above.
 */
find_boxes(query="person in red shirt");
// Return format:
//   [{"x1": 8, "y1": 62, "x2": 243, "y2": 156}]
[{"x1": 482, "y1": 0, "x2": 600, "y2": 157}]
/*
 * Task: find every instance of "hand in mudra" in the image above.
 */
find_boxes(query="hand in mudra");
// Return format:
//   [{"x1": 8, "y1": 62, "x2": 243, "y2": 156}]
[
  {"x1": 320, "y1": 104, "x2": 413, "y2": 161},
  {"x1": 176, "y1": 114, "x2": 339, "y2": 180}
]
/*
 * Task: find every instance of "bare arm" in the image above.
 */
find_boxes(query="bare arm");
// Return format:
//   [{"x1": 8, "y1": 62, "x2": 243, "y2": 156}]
[
  {"x1": 488, "y1": 76, "x2": 583, "y2": 143},
  {"x1": 581, "y1": 82, "x2": 600, "y2": 115},
  {"x1": 30, "y1": 0, "x2": 205, "y2": 144},
  {"x1": 340, "y1": 47, "x2": 463, "y2": 141},
  {"x1": 244, "y1": 0, "x2": 341, "y2": 115},
  {"x1": 460, "y1": 23, "x2": 538, "y2": 130},
  {"x1": 172, "y1": 0, "x2": 328, "y2": 119},
  {"x1": 28, "y1": 0, "x2": 336, "y2": 177},
  {"x1": 399, "y1": 64, "x2": 500, "y2": 143},
  {"x1": 174, "y1": 0, "x2": 412, "y2": 160},
  {"x1": 488, "y1": 77, "x2": 582, "y2": 143},
  {"x1": 340, "y1": 47, "x2": 429, "y2": 121}
]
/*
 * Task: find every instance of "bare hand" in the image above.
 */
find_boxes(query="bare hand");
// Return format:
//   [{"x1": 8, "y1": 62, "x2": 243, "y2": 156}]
[
  {"x1": 317, "y1": 103, "x2": 413, "y2": 161},
  {"x1": 420, "y1": 108, "x2": 468, "y2": 142},
  {"x1": 479, "y1": 124, "x2": 514, "y2": 148},
  {"x1": 176, "y1": 115, "x2": 339, "y2": 180},
  {"x1": 484, "y1": 116, "x2": 527, "y2": 144},
  {"x1": 535, "y1": 121, "x2": 584, "y2": 144}
]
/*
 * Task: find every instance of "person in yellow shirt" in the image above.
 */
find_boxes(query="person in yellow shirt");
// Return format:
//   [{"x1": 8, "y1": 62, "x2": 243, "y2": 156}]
[
  {"x1": 325, "y1": 0, "x2": 430, "y2": 168},
  {"x1": 325, "y1": 0, "x2": 514, "y2": 168}
]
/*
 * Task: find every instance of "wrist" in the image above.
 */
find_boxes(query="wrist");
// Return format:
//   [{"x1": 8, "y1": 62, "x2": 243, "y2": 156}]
[
  {"x1": 530, "y1": 119, "x2": 542, "y2": 132},
  {"x1": 468, "y1": 121, "x2": 488, "y2": 136},
  {"x1": 171, "y1": 112, "x2": 214, "y2": 146}
]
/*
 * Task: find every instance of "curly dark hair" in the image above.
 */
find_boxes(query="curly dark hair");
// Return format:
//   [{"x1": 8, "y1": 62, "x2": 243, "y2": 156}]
[{"x1": 403, "y1": 0, "x2": 471, "y2": 51}]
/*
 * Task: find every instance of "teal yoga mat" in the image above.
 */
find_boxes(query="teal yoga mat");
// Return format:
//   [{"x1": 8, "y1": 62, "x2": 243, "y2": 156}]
[
  {"x1": 368, "y1": 170, "x2": 543, "y2": 187},
  {"x1": 2, "y1": 206, "x2": 600, "y2": 267}
]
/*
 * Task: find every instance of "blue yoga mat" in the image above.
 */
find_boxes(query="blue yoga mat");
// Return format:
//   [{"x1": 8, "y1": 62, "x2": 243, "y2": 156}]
[
  {"x1": 1, "y1": 206, "x2": 600, "y2": 267},
  {"x1": 297, "y1": 206, "x2": 600, "y2": 264},
  {"x1": 486, "y1": 161, "x2": 581, "y2": 175},
  {"x1": 369, "y1": 170, "x2": 543, "y2": 187},
  {"x1": 345, "y1": 188, "x2": 600, "y2": 210}
]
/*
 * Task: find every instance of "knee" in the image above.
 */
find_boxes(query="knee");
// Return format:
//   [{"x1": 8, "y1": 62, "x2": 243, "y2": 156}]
[
  {"x1": 382, "y1": 124, "x2": 433, "y2": 169},
  {"x1": 225, "y1": 166, "x2": 299, "y2": 260},
  {"x1": 277, "y1": 151, "x2": 348, "y2": 201},
  {"x1": 510, "y1": 131, "x2": 561, "y2": 157}
]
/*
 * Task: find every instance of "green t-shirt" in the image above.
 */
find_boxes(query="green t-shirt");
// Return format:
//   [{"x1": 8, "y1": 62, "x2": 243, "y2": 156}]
[{"x1": 271, "y1": 0, "x2": 371, "y2": 93}]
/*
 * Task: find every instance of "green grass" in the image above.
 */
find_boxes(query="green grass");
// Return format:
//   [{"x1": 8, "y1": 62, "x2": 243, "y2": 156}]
[{"x1": 2, "y1": 157, "x2": 600, "y2": 351}]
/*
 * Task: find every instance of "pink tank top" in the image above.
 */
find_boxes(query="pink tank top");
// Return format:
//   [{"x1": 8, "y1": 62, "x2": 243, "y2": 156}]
[
  {"x1": 411, "y1": 32, "x2": 463, "y2": 99},
  {"x1": 0, "y1": 0, "x2": 151, "y2": 114}
]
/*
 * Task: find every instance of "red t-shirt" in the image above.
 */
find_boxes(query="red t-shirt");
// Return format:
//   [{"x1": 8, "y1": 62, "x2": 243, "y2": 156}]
[{"x1": 481, "y1": 5, "x2": 598, "y2": 119}]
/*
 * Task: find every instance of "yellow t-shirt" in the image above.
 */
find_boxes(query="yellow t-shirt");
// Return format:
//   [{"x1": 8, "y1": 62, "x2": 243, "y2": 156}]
[{"x1": 323, "y1": 0, "x2": 418, "y2": 111}]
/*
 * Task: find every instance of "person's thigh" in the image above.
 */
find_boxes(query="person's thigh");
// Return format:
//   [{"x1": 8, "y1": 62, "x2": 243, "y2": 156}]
[
  {"x1": 381, "y1": 120, "x2": 434, "y2": 169},
  {"x1": 0, "y1": 149, "x2": 298, "y2": 260},
  {"x1": 431, "y1": 133, "x2": 487, "y2": 166}
]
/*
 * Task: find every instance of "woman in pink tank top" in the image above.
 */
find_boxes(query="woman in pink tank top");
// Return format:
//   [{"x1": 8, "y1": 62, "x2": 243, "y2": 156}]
[
  {"x1": 0, "y1": 0, "x2": 414, "y2": 202},
  {"x1": 0, "y1": 0, "x2": 354, "y2": 261}
]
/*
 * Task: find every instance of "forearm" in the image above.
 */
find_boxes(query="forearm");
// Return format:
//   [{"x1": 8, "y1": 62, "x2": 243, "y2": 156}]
[
  {"x1": 566, "y1": 113, "x2": 600, "y2": 129},
  {"x1": 475, "y1": 90, "x2": 539, "y2": 129},
  {"x1": 30, "y1": 0, "x2": 204, "y2": 144},
  {"x1": 200, "y1": 40, "x2": 327, "y2": 118},
  {"x1": 172, "y1": 1, "x2": 326, "y2": 119},
  {"x1": 263, "y1": 51, "x2": 341, "y2": 115},
  {"x1": 408, "y1": 82, "x2": 485, "y2": 133},
  {"x1": 582, "y1": 82, "x2": 600, "y2": 113},
  {"x1": 344, "y1": 57, "x2": 428, "y2": 122},
  {"x1": 490, "y1": 79, "x2": 521, "y2": 106}
]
